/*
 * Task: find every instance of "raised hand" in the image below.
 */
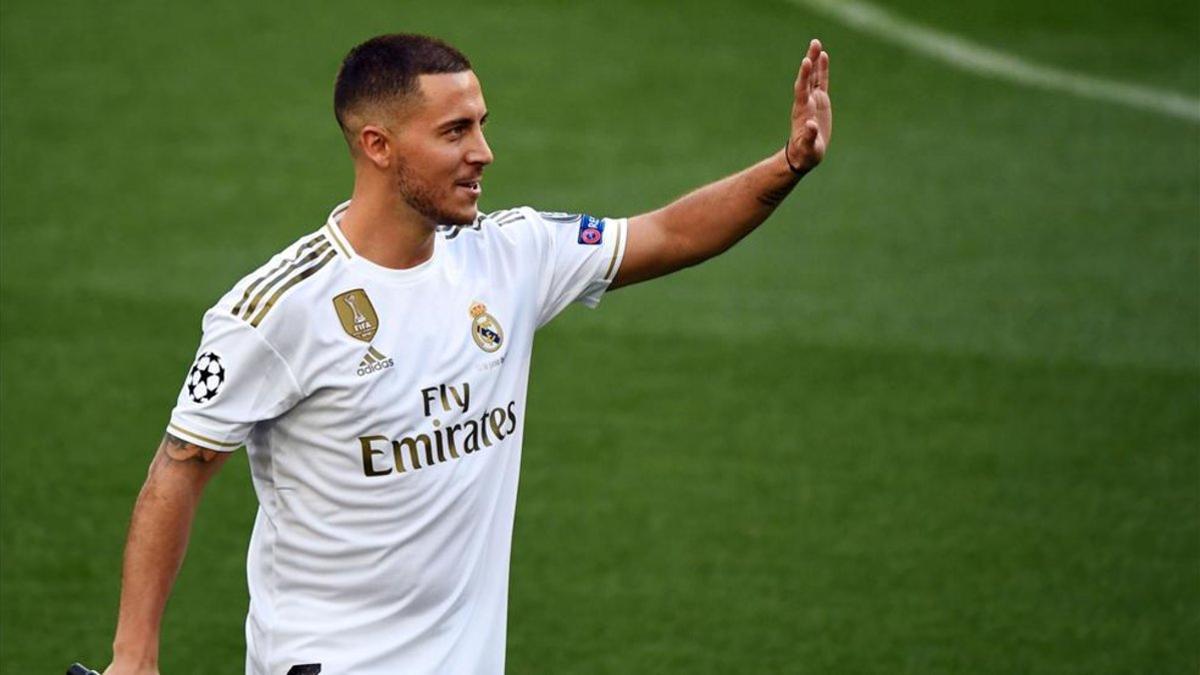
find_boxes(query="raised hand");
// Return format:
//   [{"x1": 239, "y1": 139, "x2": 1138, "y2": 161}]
[{"x1": 786, "y1": 39, "x2": 832, "y2": 174}]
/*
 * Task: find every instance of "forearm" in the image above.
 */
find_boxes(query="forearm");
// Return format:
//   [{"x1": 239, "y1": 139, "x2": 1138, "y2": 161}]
[
  {"x1": 111, "y1": 468, "x2": 200, "y2": 664},
  {"x1": 666, "y1": 148, "x2": 802, "y2": 262},
  {"x1": 617, "y1": 150, "x2": 806, "y2": 287},
  {"x1": 110, "y1": 437, "x2": 225, "y2": 667}
]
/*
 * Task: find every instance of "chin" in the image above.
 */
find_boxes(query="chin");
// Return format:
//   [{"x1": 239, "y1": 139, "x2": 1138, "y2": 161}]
[
  {"x1": 399, "y1": 180, "x2": 479, "y2": 226},
  {"x1": 442, "y1": 203, "x2": 479, "y2": 226},
  {"x1": 410, "y1": 198, "x2": 477, "y2": 227},
  {"x1": 439, "y1": 212, "x2": 475, "y2": 226}
]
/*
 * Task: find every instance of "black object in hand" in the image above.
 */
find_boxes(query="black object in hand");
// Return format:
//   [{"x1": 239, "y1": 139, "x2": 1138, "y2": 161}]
[{"x1": 67, "y1": 664, "x2": 100, "y2": 675}]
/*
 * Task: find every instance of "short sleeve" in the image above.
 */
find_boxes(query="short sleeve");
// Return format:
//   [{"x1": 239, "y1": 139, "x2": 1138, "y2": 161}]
[
  {"x1": 167, "y1": 309, "x2": 303, "y2": 451},
  {"x1": 520, "y1": 208, "x2": 628, "y2": 328}
]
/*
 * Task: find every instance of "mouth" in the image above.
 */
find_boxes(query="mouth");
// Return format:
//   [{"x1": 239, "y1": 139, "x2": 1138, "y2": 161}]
[{"x1": 455, "y1": 179, "x2": 482, "y2": 197}]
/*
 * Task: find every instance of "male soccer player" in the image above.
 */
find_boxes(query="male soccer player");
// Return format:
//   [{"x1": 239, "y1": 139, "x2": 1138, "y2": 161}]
[{"x1": 104, "y1": 33, "x2": 831, "y2": 674}]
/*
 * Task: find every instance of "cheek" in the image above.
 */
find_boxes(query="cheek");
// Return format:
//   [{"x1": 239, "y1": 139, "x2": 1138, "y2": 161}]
[{"x1": 408, "y1": 150, "x2": 458, "y2": 182}]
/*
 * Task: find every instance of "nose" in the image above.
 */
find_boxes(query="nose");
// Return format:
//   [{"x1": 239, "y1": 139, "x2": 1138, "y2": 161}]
[{"x1": 467, "y1": 129, "x2": 494, "y2": 167}]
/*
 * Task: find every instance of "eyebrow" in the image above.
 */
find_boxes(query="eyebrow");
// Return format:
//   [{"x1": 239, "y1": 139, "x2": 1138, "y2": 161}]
[{"x1": 437, "y1": 112, "x2": 489, "y2": 131}]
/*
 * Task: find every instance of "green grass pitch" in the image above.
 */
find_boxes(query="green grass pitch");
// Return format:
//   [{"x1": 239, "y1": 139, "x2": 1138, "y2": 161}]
[{"x1": 2, "y1": 0, "x2": 1197, "y2": 672}]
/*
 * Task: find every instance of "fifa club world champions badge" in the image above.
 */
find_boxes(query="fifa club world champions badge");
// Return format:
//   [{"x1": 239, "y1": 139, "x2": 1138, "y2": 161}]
[
  {"x1": 333, "y1": 288, "x2": 379, "y2": 342},
  {"x1": 469, "y1": 301, "x2": 504, "y2": 353},
  {"x1": 577, "y1": 214, "x2": 604, "y2": 245}
]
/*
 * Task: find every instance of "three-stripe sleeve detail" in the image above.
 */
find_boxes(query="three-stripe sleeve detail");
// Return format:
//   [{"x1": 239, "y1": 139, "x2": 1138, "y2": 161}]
[
  {"x1": 492, "y1": 209, "x2": 525, "y2": 226},
  {"x1": 249, "y1": 249, "x2": 337, "y2": 327},
  {"x1": 231, "y1": 234, "x2": 327, "y2": 317},
  {"x1": 239, "y1": 241, "x2": 333, "y2": 321}
]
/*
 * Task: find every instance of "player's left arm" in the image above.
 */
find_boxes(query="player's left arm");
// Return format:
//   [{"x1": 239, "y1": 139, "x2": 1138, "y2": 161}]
[{"x1": 612, "y1": 39, "x2": 831, "y2": 289}]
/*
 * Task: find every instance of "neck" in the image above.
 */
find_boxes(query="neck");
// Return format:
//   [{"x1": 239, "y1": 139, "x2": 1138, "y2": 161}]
[{"x1": 338, "y1": 175, "x2": 437, "y2": 270}]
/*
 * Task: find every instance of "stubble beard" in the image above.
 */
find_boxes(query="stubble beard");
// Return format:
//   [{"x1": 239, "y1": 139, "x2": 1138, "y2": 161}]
[{"x1": 395, "y1": 158, "x2": 476, "y2": 226}]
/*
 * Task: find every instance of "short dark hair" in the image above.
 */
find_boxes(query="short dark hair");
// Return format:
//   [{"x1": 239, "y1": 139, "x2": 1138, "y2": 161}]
[{"x1": 334, "y1": 33, "x2": 472, "y2": 137}]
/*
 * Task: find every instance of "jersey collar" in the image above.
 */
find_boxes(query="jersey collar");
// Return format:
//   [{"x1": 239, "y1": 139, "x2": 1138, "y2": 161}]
[{"x1": 324, "y1": 200, "x2": 444, "y2": 284}]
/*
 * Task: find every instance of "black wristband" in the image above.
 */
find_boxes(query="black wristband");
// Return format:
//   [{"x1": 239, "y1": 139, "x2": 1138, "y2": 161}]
[{"x1": 783, "y1": 144, "x2": 806, "y2": 176}]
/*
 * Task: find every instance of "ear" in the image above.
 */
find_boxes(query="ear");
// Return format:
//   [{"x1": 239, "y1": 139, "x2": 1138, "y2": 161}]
[{"x1": 358, "y1": 124, "x2": 393, "y2": 169}]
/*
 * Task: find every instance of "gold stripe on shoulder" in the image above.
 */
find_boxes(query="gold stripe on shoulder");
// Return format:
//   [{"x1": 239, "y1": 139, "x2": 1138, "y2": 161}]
[
  {"x1": 494, "y1": 209, "x2": 525, "y2": 225},
  {"x1": 250, "y1": 249, "x2": 337, "y2": 328},
  {"x1": 603, "y1": 219, "x2": 625, "y2": 281},
  {"x1": 231, "y1": 234, "x2": 327, "y2": 316},
  {"x1": 240, "y1": 240, "x2": 332, "y2": 320},
  {"x1": 167, "y1": 422, "x2": 241, "y2": 448},
  {"x1": 324, "y1": 221, "x2": 352, "y2": 258}
]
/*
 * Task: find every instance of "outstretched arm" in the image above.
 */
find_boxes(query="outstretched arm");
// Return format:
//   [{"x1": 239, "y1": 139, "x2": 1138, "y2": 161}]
[
  {"x1": 612, "y1": 39, "x2": 832, "y2": 289},
  {"x1": 104, "y1": 434, "x2": 231, "y2": 675}
]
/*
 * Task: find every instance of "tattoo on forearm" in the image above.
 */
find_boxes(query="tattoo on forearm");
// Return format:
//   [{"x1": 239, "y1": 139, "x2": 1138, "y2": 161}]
[
  {"x1": 162, "y1": 433, "x2": 220, "y2": 463},
  {"x1": 756, "y1": 182, "x2": 797, "y2": 208}
]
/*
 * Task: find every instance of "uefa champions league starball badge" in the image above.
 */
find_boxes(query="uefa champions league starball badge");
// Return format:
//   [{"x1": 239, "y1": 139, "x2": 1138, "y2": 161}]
[
  {"x1": 469, "y1": 301, "x2": 504, "y2": 353},
  {"x1": 187, "y1": 351, "x2": 226, "y2": 403}
]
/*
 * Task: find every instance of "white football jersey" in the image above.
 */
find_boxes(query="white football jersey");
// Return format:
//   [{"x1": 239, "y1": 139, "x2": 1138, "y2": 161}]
[{"x1": 167, "y1": 201, "x2": 627, "y2": 674}]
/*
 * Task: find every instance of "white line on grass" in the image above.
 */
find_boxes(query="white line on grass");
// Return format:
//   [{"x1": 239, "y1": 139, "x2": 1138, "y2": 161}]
[{"x1": 792, "y1": 0, "x2": 1200, "y2": 124}]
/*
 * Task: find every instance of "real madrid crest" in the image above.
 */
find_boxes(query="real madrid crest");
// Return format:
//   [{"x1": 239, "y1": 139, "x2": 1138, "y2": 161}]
[
  {"x1": 469, "y1": 301, "x2": 504, "y2": 353},
  {"x1": 333, "y1": 289, "x2": 379, "y2": 342}
]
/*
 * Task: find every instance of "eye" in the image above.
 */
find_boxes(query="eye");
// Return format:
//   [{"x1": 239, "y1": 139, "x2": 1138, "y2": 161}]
[{"x1": 445, "y1": 125, "x2": 467, "y2": 140}]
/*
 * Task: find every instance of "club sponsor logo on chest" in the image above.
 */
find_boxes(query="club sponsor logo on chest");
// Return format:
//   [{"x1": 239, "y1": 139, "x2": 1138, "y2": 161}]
[{"x1": 358, "y1": 380, "x2": 520, "y2": 478}]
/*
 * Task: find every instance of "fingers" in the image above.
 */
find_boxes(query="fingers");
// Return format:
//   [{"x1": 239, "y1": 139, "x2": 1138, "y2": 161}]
[
  {"x1": 806, "y1": 38, "x2": 822, "y2": 65},
  {"x1": 795, "y1": 57, "x2": 812, "y2": 97},
  {"x1": 797, "y1": 39, "x2": 826, "y2": 94}
]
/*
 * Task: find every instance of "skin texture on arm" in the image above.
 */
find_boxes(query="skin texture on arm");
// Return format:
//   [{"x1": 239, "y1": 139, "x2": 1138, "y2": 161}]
[
  {"x1": 613, "y1": 39, "x2": 832, "y2": 289},
  {"x1": 104, "y1": 434, "x2": 232, "y2": 675}
]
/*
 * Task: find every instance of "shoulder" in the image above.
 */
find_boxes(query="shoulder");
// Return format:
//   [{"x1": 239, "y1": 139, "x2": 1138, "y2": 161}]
[
  {"x1": 204, "y1": 228, "x2": 342, "y2": 337},
  {"x1": 437, "y1": 206, "x2": 529, "y2": 238},
  {"x1": 437, "y1": 206, "x2": 560, "y2": 250}
]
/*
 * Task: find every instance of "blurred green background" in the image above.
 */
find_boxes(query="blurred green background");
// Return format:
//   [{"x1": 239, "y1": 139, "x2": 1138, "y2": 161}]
[{"x1": 2, "y1": 0, "x2": 1197, "y2": 672}]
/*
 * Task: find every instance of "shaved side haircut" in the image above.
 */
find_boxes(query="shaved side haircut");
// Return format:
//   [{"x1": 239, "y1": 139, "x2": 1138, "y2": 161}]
[{"x1": 333, "y1": 33, "x2": 472, "y2": 151}]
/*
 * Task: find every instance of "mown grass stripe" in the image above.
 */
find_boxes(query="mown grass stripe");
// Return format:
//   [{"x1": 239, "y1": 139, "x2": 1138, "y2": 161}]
[{"x1": 793, "y1": 0, "x2": 1200, "y2": 123}]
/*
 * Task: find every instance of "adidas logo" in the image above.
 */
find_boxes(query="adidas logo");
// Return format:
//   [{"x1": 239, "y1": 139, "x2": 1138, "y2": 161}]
[{"x1": 357, "y1": 346, "x2": 394, "y2": 377}]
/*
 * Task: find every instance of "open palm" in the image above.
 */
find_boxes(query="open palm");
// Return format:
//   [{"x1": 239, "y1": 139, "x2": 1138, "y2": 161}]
[{"x1": 787, "y1": 39, "x2": 832, "y2": 173}]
